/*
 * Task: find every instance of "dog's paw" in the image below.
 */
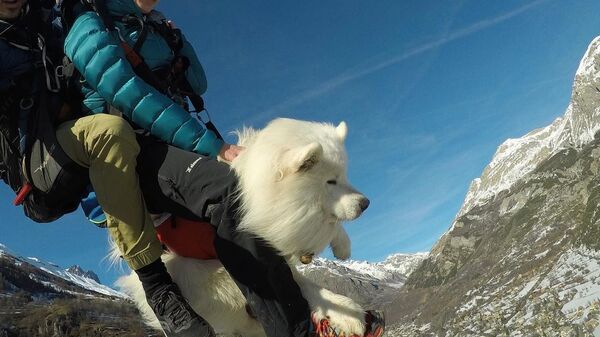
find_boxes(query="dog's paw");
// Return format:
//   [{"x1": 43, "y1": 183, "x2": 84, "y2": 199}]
[
  {"x1": 311, "y1": 290, "x2": 365, "y2": 336},
  {"x1": 332, "y1": 243, "x2": 351, "y2": 260},
  {"x1": 312, "y1": 308, "x2": 365, "y2": 336},
  {"x1": 331, "y1": 229, "x2": 351, "y2": 260}
]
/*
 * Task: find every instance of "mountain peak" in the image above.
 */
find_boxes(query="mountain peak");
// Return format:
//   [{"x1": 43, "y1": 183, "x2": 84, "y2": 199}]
[
  {"x1": 0, "y1": 242, "x2": 123, "y2": 298},
  {"x1": 458, "y1": 36, "x2": 600, "y2": 218},
  {"x1": 66, "y1": 265, "x2": 101, "y2": 283},
  {"x1": 390, "y1": 35, "x2": 600, "y2": 336}
]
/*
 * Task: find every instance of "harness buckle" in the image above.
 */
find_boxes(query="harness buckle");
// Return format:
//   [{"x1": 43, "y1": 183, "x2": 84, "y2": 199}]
[
  {"x1": 19, "y1": 97, "x2": 34, "y2": 110},
  {"x1": 61, "y1": 56, "x2": 75, "y2": 77},
  {"x1": 194, "y1": 108, "x2": 212, "y2": 125},
  {"x1": 55, "y1": 65, "x2": 64, "y2": 78}
]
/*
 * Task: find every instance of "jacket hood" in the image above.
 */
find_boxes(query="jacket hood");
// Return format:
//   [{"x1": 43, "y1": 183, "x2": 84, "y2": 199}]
[{"x1": 107, "y1": 0, "x2": 142, "y2": 17}]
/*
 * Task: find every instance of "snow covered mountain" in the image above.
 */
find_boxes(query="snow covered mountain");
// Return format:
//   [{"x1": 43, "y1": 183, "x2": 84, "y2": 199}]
[
  {"x1": 0, "y1": 241, "x2": 424, "y2": 336},
  {"x1": 299, "y1": 253, "x2": 427, "y2": 308},
  {"x1": 66, "y1": 265, "x2": 101, "y2": 284},
  {"x1": 0, "y1": 243, "x2": 156, "y2": 337},
  {"x1": 0, "y1": 243, "x2": 124, "y2": 298},
  {"x1": 459, "y1": 36, "x2": 600, "y2": 218},
  {"x1": 387, "y1": 36, "x2": 600, "y2": 336}
]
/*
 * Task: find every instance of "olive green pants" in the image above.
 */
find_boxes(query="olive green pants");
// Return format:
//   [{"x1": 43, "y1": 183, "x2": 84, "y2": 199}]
[{"x1": 56, "y1": 114, "x2": 162, "y2": 270}]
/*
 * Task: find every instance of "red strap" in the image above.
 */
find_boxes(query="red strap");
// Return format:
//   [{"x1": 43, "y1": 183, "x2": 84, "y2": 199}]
[
  {"x1": 120, "y1": 42, "x2": 143, "y2": 67},
  {"x1": 13, "y1": 183, "x2": 32, "y2": 206},
  {"x1": 155, "y1": 216, "x2": 217, "y2": 260}
]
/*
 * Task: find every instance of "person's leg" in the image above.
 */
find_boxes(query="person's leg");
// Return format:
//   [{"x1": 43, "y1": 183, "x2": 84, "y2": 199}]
[
  {"x1": 57, "y1": 115, "x2": 160, "y2": 268},
  {"x1": 137, "y1": 136, "x2": 312, "y2": 337},
  {"x1": 56, "y1": 114, "x2": 215, "y2": 337},
  {"x1": 136, "y1": 135, "x2": 231, "y2": 221}
]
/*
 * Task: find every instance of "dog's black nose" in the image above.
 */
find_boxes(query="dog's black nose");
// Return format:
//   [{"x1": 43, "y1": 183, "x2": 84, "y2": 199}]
[{"x1": 359, "y1": 197, "x2": 370, "y2": 212}]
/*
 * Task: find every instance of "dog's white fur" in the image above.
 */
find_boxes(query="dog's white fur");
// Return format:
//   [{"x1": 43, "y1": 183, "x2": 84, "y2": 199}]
[{"x1": 115, "y1": 118, "x2": 370, "y2": 336}]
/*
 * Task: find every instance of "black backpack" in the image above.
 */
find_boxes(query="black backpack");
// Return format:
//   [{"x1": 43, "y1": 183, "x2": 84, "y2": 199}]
[{"x1": 0, "y1": 2, "x2": 89, "y2": 223}]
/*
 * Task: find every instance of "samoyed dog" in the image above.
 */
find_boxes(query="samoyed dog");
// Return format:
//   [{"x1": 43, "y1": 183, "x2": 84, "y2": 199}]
[{"x1": 115, "y1": 118, "x2": 373, "y2": 336}]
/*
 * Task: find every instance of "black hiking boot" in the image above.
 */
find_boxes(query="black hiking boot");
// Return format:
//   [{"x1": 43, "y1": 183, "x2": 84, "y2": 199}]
[{"x1": 147, "y1": 282, "x2": 216, "y2": 337}]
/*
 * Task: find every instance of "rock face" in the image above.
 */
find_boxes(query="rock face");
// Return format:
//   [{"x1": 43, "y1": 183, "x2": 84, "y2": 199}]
[{"x1": 387, "y1": 36, "x2": 600, "y2": 336}]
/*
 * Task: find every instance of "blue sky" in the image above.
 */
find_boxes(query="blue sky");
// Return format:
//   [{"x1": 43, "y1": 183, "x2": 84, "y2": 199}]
[{"x1": 2, "y1": 0, "x2": 600, "y2": 286}]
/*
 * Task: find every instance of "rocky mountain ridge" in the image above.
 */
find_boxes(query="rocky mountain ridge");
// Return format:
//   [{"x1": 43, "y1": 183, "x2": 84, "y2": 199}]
[
  {"x1": 0, "y1": 243, "x2": 154, "y2": 337},
  {"x1": 66, "y1": 265, "x2": 101, "y2": 284},
  {"x1": 386, "y1": 36, "x2": 600, "y2": 336},
  {"x1": 460, "y1": 36, "x2": 600, "y2": 218},
  {"x1": 0, "y1": 243, "x2": 123, "y2": 298}
]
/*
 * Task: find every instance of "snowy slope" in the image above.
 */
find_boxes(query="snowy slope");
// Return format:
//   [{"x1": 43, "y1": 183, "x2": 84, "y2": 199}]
[
  {"x1": 299, "y1": 253, "x2": 426, "y2": 307},
  {"x1": 0, "y1": 243, "x2": 125, "y2": 298},
  {"x1": 300, "y1": 253, "x2": 426, "y2": 284},
  {"x1": 451, "y1": 248, "x2": 600, "y2": 335},
  {"x1": 330, "y1": 253, "x2": 427, "y2": 285}
]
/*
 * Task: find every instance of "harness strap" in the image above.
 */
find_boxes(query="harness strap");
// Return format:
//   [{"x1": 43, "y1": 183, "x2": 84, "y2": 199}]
[
  {"x1": 122, "y1": 14, "x2": 148, "y2": 54},
  {"x1": 37, "y1": 33, "x2": 61, "y2": 93},
  {"x1": 91, "y1": 0, "x2": 170, "y2": 93},
  {"x1": 89, "y1": 0, "x2": 115, "y2": 31},
  {"x1": 193, "y1": 108, "x2": 223, "y2": 140},
  {"x1": 4, "y1": 70, "x2": 43, "y2": 205},
  {"x1": 0, "y1": 19, "x2": 33, "y2": 50},
  {"x1": 13, "y1": 183, "x2": 32, "y2": 205},
  {"x1": 120, "y1": 39, "x2": 143, "y2": 67}
]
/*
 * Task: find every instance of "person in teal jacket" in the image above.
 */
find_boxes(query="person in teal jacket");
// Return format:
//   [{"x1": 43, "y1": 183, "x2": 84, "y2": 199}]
[
  {"x1": 62, "y1": 1, "x2": 240, "y2": 337},
  {"x1": 63, "y1": 2, "x2": 386, "y2": 337},
  {"x1": 64, "y1": 0, "x2": 225, "y2": 158}
]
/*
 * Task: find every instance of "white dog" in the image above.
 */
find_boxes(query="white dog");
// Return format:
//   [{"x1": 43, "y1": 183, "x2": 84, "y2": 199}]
[{"x1": 116, "y1": 118, "x2": 374, "y2": 336}]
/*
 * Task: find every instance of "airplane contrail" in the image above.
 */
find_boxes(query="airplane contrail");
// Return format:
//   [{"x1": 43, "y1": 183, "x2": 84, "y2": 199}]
[{"x1": 259, "y1": 0, "x2": 551, "y2": 118}]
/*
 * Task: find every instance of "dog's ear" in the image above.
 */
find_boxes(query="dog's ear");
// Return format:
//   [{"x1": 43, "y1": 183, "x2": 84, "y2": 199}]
[
  {"x1": 336, "y1": 121, "x2": 347, "y2": 141},
  {"x1": 280, "y1": 142, "x2": 323, "y2": 178}
]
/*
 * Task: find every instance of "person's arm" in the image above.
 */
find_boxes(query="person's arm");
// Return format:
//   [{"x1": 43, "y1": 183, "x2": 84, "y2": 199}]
[{"x1": 64, "y1": 12, "x2": 223, "y2": 157}]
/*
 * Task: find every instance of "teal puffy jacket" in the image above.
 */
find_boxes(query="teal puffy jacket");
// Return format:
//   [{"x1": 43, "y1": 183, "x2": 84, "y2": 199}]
[{"x1": 64, "y1": 0, "x2": 223, "y2": 157}]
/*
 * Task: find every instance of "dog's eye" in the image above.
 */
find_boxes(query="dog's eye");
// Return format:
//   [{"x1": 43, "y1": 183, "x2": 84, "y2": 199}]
[{"x1": 327, "y1": 180, "x2": 337, "y2": 185}]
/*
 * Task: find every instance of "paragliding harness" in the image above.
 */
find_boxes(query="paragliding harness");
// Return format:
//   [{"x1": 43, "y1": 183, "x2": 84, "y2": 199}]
[
  {"x1": 0, "y1": 4, "x2": 89, "y2": 223},
  {"x1": 61, "y1": 0, "x2": 223, "y2": 140}
]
